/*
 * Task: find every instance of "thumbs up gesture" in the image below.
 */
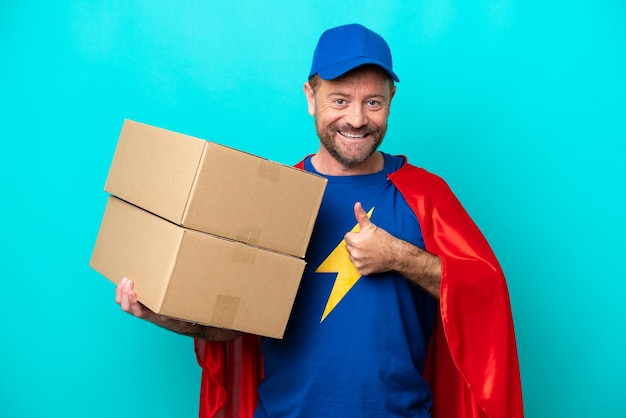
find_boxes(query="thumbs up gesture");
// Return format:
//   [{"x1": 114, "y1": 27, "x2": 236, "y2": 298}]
[
  {"x1": 345, "y1": 202, "x2": 442, "y2": 297},
  {"x1": 344, "y1": 202, "x2": 398, "y2": 276}
]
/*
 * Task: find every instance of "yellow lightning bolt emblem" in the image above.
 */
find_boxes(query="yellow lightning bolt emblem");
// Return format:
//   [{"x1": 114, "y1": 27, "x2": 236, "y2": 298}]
[{"x1": 316, "y1": 207, "x2": 375, "y2": 322}]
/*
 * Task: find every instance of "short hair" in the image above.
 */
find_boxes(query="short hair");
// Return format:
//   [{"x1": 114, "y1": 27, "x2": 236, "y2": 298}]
[{"x1": 308, "y1": 65, "x2": 395, "y2": 93}]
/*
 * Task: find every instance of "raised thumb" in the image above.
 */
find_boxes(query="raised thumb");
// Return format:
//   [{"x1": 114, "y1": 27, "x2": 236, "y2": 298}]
[{"x1": 353, "y1": 201, "x2": 373, "y2": 230}]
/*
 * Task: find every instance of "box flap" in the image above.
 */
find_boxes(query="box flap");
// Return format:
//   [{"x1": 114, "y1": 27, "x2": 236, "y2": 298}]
[{"x1": 104, "y1": 120, "x2": 205, "y2": 224}]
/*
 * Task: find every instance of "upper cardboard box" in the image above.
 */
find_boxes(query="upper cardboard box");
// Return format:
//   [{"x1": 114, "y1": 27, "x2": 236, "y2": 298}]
[{"x1": 105, "y1": 120, "x2": 326, "y2": 258}]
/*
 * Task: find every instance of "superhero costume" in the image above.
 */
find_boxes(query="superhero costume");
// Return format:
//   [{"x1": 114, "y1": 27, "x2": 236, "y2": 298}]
[
  {"x1": 255, "y1": 153, "x2": 435, "y2": 416},
  {"x1": 194, "y1": 156, "x2": 524, "y2": 418}
]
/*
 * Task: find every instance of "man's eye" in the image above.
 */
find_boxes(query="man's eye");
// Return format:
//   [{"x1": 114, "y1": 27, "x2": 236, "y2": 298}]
[
  {"x1": 368, "y1": 100, "x2": 380, "y2": 107},
  {"x1": 335, "y1": 99, "x2": 346, "y2": 105}
]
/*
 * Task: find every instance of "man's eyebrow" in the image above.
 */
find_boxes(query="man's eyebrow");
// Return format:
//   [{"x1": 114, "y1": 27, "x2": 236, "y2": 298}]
[
  {"x1": 364, "y1": 94, "x2": 387, "y2": 100},
  {"x1": 326, "y1": 92, "x2": 387, "y2": 100},
  {"x1": 326, "y1": 91, "x2": 350, "y2": 97}
]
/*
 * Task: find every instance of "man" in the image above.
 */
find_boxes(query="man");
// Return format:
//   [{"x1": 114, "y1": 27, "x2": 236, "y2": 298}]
[{"x1": 117, "y1": 23, "x2": 524, "y2": 417}]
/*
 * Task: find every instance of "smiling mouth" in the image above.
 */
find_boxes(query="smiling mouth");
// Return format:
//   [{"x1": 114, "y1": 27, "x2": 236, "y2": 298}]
[{"x1": 337, "y1": 130, "x2": 369, "y2": 139}]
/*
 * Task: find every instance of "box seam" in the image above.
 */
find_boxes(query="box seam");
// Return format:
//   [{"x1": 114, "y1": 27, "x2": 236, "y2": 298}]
[
  {"x1": 157, "y1": 227, "x2": 186, "y2": 313},
  {"x1": 180, "y1": 141, "x2": 208, "y2": 226}
]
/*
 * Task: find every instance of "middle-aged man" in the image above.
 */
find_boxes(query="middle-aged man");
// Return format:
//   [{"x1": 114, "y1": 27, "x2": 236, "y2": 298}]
[{"x1": 117, "y1": 23, "x2": 524, "y2": 417}]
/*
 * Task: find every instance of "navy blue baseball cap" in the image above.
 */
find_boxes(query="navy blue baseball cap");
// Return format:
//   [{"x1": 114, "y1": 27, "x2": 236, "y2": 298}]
[{"x1": 308, "y1": 23, "x2": 399, "y2": 82}]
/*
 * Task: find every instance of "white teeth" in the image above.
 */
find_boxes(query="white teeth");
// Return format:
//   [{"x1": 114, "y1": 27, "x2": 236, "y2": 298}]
[{"x1": 339, "y1": 131, "x2": 366, "y2": 139}]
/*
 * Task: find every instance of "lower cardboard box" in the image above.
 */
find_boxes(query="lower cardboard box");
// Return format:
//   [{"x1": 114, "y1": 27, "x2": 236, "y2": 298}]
[{"x1": 90, "y1": 195, "x2": 305, "y2": 339}]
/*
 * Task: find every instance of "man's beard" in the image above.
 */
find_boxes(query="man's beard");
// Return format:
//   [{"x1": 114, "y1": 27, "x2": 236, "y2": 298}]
[{"x1": 314, "y1": 118, "x2": 385, "y2": 169}]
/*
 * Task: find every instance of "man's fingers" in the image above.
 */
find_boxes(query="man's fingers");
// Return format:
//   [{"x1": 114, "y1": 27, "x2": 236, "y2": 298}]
[
  {"x1": 128, "y1": 290, "x2": 145, "y2": 317},
  {"x1": 115, "y1": 278, "x2": 123, "y2": 305},
  {"x1": 115, "y1": 277, "x2": 129, "y2": 307},
  {"x1": 115, "y1": 277, "x2": 152, "y2": 320},
  {"x1": 120, "y1": 280, "x2": 131, "y2": 312},
  {"x1": 117, "y1": 278, "x2": 135, "y2": 312}
]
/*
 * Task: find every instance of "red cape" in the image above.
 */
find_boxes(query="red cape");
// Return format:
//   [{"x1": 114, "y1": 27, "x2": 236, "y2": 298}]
[{"x1": 195, "y1": 158, "x2": 524, "y2": 418}]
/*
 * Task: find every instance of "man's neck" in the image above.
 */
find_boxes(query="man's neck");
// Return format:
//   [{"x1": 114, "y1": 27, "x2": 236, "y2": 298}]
[{"x1": 310, "y1": 151, "x2": 384, "y2": 176}]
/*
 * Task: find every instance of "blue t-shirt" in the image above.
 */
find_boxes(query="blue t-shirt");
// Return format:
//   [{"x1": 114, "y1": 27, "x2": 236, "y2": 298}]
[{"x1": 255, "y1": 153, "x2": 436, "y2": 418}]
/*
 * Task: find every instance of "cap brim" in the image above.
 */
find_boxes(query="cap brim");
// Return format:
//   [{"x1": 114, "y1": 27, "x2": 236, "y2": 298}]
[{"x1": 314, "y1": 57, "x2": 399, "y2": 82}]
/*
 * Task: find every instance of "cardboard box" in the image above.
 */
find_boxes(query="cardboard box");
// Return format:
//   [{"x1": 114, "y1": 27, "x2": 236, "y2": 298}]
[
  {"x1": 91, "y1": 196, "x2": 305, "y2": 339},
  {"x1": 104, "y1": 119, "x2": 326, "y2": 258}
]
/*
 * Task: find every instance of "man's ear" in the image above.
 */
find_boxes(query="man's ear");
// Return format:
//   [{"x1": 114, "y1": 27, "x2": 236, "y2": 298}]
[
  {"x1": 303, "y1": 82, "x2": 316, "y2": 116},
  {"x1": 388, "y1": 84, "x2": 397, "y2": 113}
]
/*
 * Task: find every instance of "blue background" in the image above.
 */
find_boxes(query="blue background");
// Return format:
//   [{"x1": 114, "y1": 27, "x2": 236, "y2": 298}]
[{"x1": 1, "y1": 1, "x2": 624, "y2": 417}]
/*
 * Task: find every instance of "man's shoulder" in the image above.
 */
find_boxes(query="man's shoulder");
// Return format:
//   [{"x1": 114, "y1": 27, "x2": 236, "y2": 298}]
[
  {"x1": 389, "y1": 157, "x2": 447, "y2": 186},
  {"x1": 293, "y1": 156, "x2": 311, "y2": 170}
]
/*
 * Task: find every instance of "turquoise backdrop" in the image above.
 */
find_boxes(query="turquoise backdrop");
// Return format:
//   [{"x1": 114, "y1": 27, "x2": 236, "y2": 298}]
[{"x1": 1, "y1": 1, "x2": 624, "y2": 417}]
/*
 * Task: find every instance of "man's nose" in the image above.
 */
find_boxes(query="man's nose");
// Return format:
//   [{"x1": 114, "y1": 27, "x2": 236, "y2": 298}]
[{"x1": 345, "y1": 104, "x2": 367, "y2": 129}]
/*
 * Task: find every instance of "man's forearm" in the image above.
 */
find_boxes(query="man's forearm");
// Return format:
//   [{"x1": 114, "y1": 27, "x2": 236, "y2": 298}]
[
  {"x1": 343, "y1": 212, "x2": 442, "y2": 299},
  {"x1": 142, "y1": 310, "x2": 242, "y2": 341},
  {"x1": 391, "y1": 238, "x2": 442, "y2": 299}
]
